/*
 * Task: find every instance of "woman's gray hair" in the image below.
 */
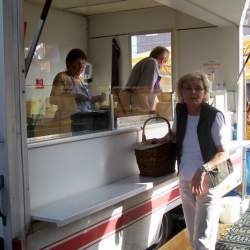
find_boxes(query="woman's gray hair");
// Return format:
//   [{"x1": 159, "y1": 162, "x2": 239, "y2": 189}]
[
  {"x1": 176, "y1": 72, "x2": 210, "y2": 102},
  {"x1": 149, "y1": 46, "x2": 169, "y2": 59}
]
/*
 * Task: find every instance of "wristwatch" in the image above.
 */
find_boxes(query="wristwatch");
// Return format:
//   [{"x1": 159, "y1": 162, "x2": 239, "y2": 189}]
[{"x1": 201, "y1": 163, "x2": 210, "y2": 172}]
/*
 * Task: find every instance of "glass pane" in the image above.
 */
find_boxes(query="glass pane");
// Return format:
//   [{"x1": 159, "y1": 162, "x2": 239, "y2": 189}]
[
  {"x1": 113, "y1": 32, "x2": 173, "y2": 125},
  {"x1": 24, "y1": 4, "x2": 110, "y2": 140},
  {"x1": 113, "y1": 89, "x2": 174, "y2": 125},
  {"x1": 131, "y1": 32, "x2": 172, "y2": 92},
  {"x1": 25, "y1": 44, "x2": 110, "y2": 139},
  {"x1": 243, "y1": 27, "x2": 250, "y2": 140},
  {"x1": 24, "y1": 3, "x2": 173, "y2": 139}
]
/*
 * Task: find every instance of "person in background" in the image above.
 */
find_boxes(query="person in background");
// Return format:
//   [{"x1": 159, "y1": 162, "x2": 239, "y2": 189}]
[
  {"x1": 172, "y1": 72, "x2": 229, "y2": 250},
  {"x1": 126, "y1": 46, "x2": 169, "y2": 112},
  {"x1": 50, "y1": 48, "x2": 105, "y2": 124}
]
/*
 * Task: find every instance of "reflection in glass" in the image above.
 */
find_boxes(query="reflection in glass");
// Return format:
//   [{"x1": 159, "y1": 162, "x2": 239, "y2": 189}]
[
  {"x1": 243, "y1": 27, "x2": 250, "y2": 139},
  {"x1": 24, "y1": 4, "x2": 173, "y2": 140},
  {"x1": 113, "y1": 87, "x2": 174, "y2": 125},
  {"x1": 26, "y1": 47, "x2": 109, "y2": 138},
  {"x1": 112, "y1": 36, "x2": 173, "y2": 125}
]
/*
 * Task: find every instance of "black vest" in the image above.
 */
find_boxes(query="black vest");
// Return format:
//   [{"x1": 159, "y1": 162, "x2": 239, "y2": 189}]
[{"x1": 176, "y1": 103, "x2": 222, "y2": 166}]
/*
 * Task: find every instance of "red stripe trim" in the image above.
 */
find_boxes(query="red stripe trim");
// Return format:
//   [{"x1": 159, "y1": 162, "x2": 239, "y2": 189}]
[
  {"x1": 41, "y1": 186, "x2": 180, "y2": 250},
  {"x1": 13, "y1": 239, "x2": 23, "y2": 250}
]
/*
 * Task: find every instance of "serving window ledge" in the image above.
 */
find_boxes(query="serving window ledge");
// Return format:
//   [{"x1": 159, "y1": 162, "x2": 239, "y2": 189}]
[{"x1": 31, "y1": 173, "x2": 178, "y2": 227}]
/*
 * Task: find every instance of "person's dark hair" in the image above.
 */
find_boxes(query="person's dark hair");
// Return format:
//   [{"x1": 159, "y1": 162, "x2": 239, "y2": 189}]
[
  {"x1": 66, "y1": 48, "x2": 87, "y2": 69},
  {"x1": 149, "y1": 46, "x2": 169, "y2": 59}
]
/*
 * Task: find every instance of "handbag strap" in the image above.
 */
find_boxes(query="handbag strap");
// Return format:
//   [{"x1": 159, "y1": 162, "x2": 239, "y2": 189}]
[{"x1": 142, "y1": 116, "x2": 172, "y2": 144}]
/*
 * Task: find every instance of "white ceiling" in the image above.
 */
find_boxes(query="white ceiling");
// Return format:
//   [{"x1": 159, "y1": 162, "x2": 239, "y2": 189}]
[
  {"x1": 156, "y1": 0, "x2": 248, "y2": 26},
  {"x1": 26, "y1": 0, "x2": 249, "y2": 26},
  {"x1": 25, "y1": 0, "x2": 162, "y2": 16}
]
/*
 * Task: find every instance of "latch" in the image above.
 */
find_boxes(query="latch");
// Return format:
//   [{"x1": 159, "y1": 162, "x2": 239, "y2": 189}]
[
  {"x1": 0, "y1": 175, "x2": 6, "y2": 226},
  {"x1": 0, "y1": 175, "x2": 4, "y2": 189}
]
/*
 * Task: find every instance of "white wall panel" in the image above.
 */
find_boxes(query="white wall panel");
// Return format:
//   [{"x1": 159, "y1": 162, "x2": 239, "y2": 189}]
[
  {"x1": 28, "y1": 131, "x2": 139, "y2": 209},
  {"x1": 177, "y1": 26, "x2": 238, "y2": 90},
  {"x1": 89, "y1": 34, "x2": 130, "y2": 89},
  {"x1": 88, "y1": 6, "x2": 211, "y2": 88},
  {"x1": 88, "y1": 6, "x2": 176, "y2": 38},
  {"x1": 88, "y1": 37, "x2": 112, "y2": 93},
  {"x1": 176, "y1": 12, "x2": 211, "y2": 29}
]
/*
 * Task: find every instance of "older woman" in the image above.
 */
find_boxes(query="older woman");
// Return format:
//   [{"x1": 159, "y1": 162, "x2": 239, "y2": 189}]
[{"x1": 173, "y1": 72, "x2": 229, "y2": 250}]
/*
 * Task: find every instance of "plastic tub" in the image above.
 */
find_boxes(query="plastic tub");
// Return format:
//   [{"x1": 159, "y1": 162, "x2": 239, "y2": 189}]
[{"x1": 220, "y1": 196, "x2": 241, "y2": 224}]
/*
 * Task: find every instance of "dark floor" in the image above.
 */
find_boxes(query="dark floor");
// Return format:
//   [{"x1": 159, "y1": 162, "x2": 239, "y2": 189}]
[{"x1": 216, "y1": 208, "x2": 250, "y2": 250}]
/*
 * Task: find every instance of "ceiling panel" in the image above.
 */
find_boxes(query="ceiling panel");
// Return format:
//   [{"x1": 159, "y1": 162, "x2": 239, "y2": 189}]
[
  {"x1": 187, "y1": 0, "x2": 246, "y2": 25},
  {"x1": 26, "y1": 0, "x2": 248, "y2": 26},
  {"x1": 25, "y1": 0, "x2": 162, "y2": 15},
  {"x1": 70, "y1": 0, "x2": 162, "y2": 15},
  {"x1": 156, "y1": 0, "x2": 247, "y2": 26},
  {"x1": 27, "y1": 0, "x2": 128, "y2": 9}
]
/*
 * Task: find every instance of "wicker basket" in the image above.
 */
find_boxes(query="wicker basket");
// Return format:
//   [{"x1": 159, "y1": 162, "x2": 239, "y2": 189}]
[{"x1": 135, "y1": 117, "x2": 176, "y2": 177}]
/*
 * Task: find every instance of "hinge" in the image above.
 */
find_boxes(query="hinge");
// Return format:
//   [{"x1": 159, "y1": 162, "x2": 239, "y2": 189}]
[
  {"x1": 0, "y1": 175, "x2": 4, "y2": 190},
  {"x1": 0, "y1": 237, "x2": 3, "y2": 250},
  {"x1": 0, "y1": 175, "x2": 6, "y2": 226}
]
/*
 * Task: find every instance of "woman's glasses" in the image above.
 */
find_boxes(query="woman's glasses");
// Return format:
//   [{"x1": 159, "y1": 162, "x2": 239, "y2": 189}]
[{"x1": 182, "y1": 86, "x2": 204, "y2": 92}]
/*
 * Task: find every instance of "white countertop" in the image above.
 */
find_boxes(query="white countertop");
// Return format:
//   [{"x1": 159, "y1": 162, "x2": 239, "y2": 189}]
[{"x1": 31, "y1": 173, "x2": 178, "y2": 227}]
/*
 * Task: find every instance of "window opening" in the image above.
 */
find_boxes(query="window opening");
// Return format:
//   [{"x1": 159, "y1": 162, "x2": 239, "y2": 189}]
[
  {"x1": 131, "y1": 32, "x2": 172, "y2": 92},
  {"x1": 113, "y1": 32, "x2": 173, "y2": 122}
]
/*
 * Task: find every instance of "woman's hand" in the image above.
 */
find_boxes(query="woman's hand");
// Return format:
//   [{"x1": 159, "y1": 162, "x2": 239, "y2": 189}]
[
  {"x1": 143, "y1": 134, "x2": 171, "y2": 145},
  {"x1": 91, "y1": 93, "x2": 106, "y2": 103},
  {"x1": 100, "y1": 92, "x2": 106, "y2": 102},
  {"x1": 191, "y1": 168, "x2": 210, "y2": 195},
  {"x1": 170, "y1": 133, "x2": 176, "y2": 143},
  {"x1": 144, "y1": 138, "x2": 159, "y2": 145},
  {"x1": 75, "y1": 93, "x2": 88, "y2": 102}
]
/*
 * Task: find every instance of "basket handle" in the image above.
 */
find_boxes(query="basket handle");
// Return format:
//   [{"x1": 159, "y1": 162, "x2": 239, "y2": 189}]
[{"x1": 142, "y1": 116, "x2": 172, "y2": 144}]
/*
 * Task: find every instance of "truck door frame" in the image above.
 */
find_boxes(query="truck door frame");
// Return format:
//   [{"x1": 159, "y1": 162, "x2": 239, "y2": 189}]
[{"x1": 0, "y1": 0, "x2": 28, "y2": 249}]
